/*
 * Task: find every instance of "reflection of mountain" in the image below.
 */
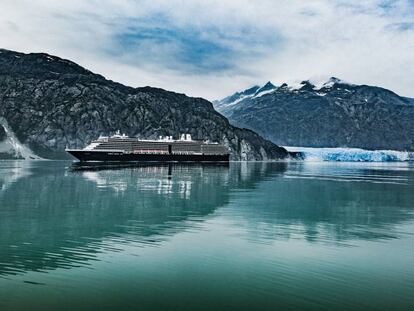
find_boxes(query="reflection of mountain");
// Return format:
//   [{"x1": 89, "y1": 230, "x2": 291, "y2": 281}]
[
  {"x1": 2, "y1": 161, "x2": 412, "y2": 276},
  {"x1": 0, "y1": 161, "x2": 285, "y2": 276},
  {"x1": 0, "y1": 161, "x2": 32, "y2": 191},
  {"x1": 232, "y1": 163, "x2": 414, "y2": 244}
]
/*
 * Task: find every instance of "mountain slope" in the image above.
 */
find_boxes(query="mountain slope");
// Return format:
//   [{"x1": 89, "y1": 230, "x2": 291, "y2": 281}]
[
  {"x1": 213, "y1": 81, "x2": 277, "y2": 112},
  {"x1": 215, "y1": 78, "x2": 414, "y2": 151},
  {"x1": 0, "y1": 48, "x2": 289, "y2": 160}
]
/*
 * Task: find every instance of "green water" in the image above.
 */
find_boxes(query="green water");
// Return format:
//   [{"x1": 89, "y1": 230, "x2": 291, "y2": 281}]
[{"x1": 0, "y1": 161, "x2": 414, "y2": 310}]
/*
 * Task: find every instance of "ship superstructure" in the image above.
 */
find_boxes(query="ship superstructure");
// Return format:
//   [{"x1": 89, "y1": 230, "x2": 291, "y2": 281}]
[{"x1": 66, "y1": 132, "x2": 230, "y2": 162}]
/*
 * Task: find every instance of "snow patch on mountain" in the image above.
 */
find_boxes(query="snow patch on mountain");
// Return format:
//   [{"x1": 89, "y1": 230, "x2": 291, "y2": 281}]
[
  {"x1": 284, "y1": 77, "x2": 352, "y2": 92},
  {"x1": 285, "y1": 80, "x2": 305, "y2": 91},
  {"x1": 253, "y1": 82, "x2": 276, "y2": 96},
  {"x1": 226, "y1": 94, "x2": 251, "y2": 107},
  {"x1": 311, "y1": 77, "x2": 352, "y2": 90},
  {"x1": 215, "y1": 82, "x2": 277, "y2": 110},
  {"x1": 254, "y1": 88, "x2": 276, "y2": 97}
]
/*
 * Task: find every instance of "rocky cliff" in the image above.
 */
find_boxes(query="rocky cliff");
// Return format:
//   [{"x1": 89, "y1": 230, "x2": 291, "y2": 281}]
[
  {"x1": 0, "y1": 48, "x2": 288, "y2": 160},
  {"x1": 0, "y1": 124, "x2": 5, "y2": 141},
  {"x1": 215, "y1": 78, "x2": 414, "y2": 151}
]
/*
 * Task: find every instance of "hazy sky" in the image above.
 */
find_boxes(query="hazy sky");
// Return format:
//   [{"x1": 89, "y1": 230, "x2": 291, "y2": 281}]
[{"x1": 1, "y1": 0, "x2": 414, "y2": 100}]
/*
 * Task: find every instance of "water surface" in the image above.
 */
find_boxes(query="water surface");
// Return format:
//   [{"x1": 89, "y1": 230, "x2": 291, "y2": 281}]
[{"x1": 1, "y1": 161, "x2": 414, "y2": 310}]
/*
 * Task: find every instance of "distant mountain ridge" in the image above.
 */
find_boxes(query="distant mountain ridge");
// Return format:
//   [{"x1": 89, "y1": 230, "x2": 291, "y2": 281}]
[
  {"x1": 213, "y1": 82, "x2": 277, "y2": 111},
  {"x1": 214, "y1": 78, "x2": 414, "y2": 151},
  {"x1": 0, "y1": 48, "x2": 289, "y2": 160}
]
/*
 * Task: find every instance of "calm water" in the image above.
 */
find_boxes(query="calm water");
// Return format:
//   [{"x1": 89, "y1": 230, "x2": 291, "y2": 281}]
[{"x1": 1, "y1": 161, "x2": 414, "y2": 310}]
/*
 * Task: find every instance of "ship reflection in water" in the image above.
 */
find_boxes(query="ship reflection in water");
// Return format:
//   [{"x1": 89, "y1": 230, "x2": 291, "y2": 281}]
[{"x1": 1, "y1": 161, "x2": 414, "y2": 310}]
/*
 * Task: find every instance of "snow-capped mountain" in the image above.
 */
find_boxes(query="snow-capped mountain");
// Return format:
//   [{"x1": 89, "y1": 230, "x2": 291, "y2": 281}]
[
  {"x1": 213, "y1": 81, "x2": 277, "y2": 111},
  {"x1": 214, "y1": 77, "x2": 414, "y2": 151}
]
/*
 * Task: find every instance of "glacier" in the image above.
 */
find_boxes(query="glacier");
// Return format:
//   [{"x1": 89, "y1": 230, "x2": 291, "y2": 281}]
[{"x1": 285, "y1": 147, "x2": 414, "y2": 162}]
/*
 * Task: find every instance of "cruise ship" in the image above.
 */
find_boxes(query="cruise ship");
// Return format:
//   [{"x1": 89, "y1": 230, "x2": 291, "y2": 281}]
[{"x1": 66, "y1": 132, "x2": 230, "y2": 162}]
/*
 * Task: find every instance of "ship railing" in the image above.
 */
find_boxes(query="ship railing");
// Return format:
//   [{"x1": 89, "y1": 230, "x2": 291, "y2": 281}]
[
  {"x1": 132, "y1": 150, "x2": 169, "y2": 154},
  {"x1": 172, "y1": 151, "x2": 197, "y2": 155},
  {"x1": 87, "y1": 149, "x2": 125, "y2": 152}
]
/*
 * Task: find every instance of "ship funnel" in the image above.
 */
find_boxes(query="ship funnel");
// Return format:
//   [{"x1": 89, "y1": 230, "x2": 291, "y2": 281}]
[{"x1": 186, "y1": 134, "x2": 192, "y2": 141}]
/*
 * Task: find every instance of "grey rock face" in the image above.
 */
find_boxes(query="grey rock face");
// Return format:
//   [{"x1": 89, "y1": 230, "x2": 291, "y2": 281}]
[
  {"x1": 215, "y1": 78, "x2": 414, "y2": 151},
  {"x1": 0, "y1": 48, "x2": 288, "y2": 160},
  {"x1": 0, "y1": 125, "x2": 5, "y2": 142}
]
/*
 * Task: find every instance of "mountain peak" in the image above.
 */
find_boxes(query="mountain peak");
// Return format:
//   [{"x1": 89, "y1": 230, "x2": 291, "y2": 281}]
[
  {"x1": 254, "y1": 81, "x2": 277, "y2": 95},
  {"x1": 242, "y1": 85, "x2": 261, "y2": 96},
  {"x1": 0, "y1": 48, "x2": 96, "y2": 80},
  {"x1": 299, "y1": 80, "x2": 315, "y2": 91},
  {"x1": 263, "y1": 81, "x2": 276, "y2": 88},
  {"x1": 311, "y1": 76, "x2": 350, "y2": 90},
  {"x1": 328, "y1": 76, "x2": 341, "y2": 83}
]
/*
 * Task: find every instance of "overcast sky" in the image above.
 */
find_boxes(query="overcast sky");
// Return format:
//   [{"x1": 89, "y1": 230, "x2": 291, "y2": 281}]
[{"x1": 1, "y1": 0, "x2": 414, "y2": 100}]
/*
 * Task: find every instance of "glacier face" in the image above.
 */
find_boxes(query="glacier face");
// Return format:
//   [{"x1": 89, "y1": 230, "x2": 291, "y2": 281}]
[{"x1": 285, "y1": 147, "x2": 413, "y2": 162}]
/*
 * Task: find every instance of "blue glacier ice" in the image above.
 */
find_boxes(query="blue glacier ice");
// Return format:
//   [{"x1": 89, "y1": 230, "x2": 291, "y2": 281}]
[{"x1": 285, "y1": 147, "x2": 414, "y2": 162}]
